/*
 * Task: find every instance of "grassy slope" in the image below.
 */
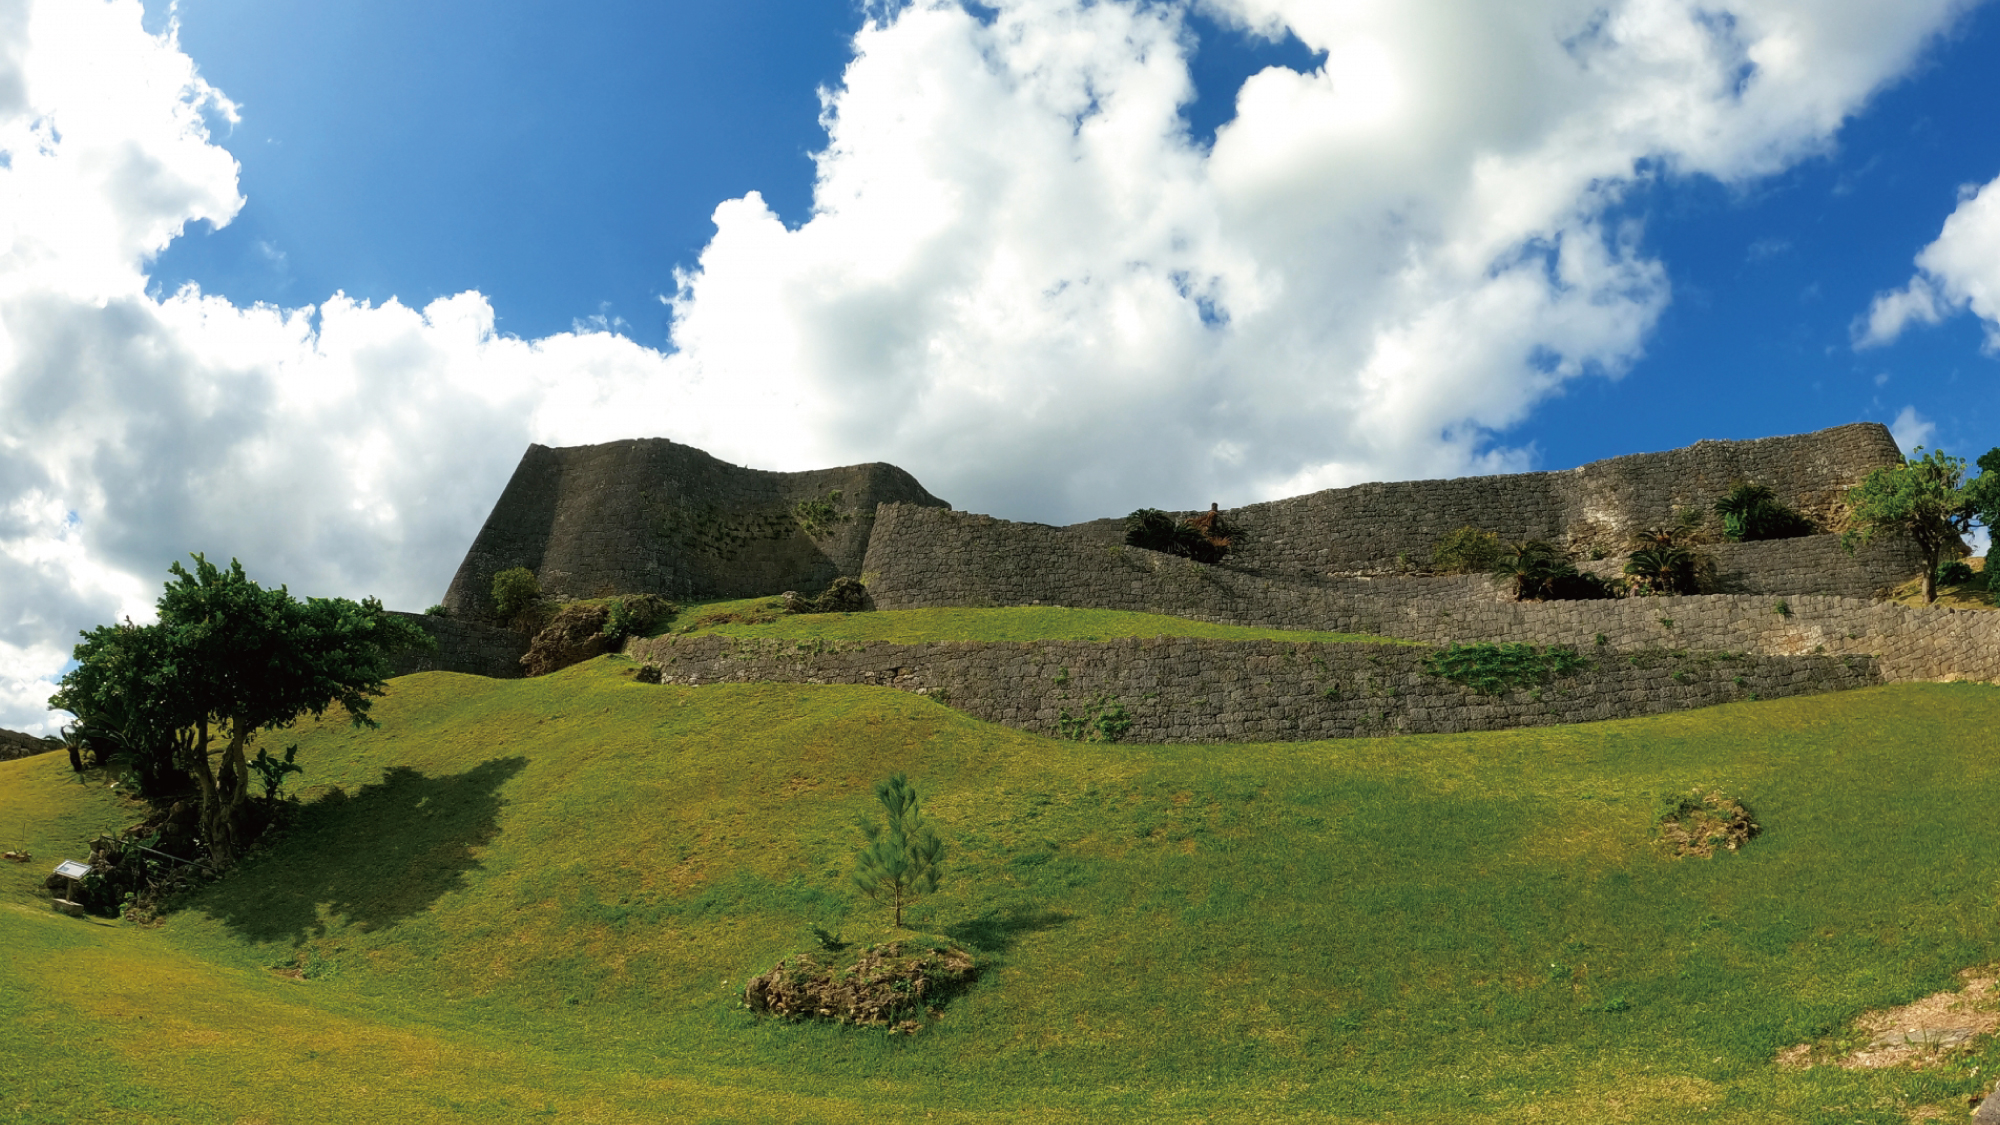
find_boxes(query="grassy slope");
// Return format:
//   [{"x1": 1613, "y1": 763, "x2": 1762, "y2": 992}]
[
  {"x1": 4, "y1": 658, "x2": 2000, "y2": 1122},
  {"x1": 659, "y1": 597, "x2": 1407, "y2": 645}
]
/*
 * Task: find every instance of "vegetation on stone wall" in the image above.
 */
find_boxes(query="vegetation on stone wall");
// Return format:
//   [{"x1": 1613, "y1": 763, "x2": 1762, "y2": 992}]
[
  {"x1": 1713, "y1": 481, "x2": 1814, "y2": 541},
  {"x1": 794, "y1": 490, "x2": 853, "y2": 539},
  {"x1": 1056, "y1": 692, "x2": 1133, "y2": 743},
  {"x1": 1492, "y1": 541, "x2": 1616, "y2": 600},
  {"x1": 1124, "y1": 507, "x2": 1246, "y2": 566},
  {"x1": 1422, "y1": 642, "x2": 1590, "y2": 695},
  {"x1": 491, "y1": 566, "x2": 543, "y2": 621},
  {"x1": 1429, "y1": 526, "x2": 1506, "y2": 574},
  {"x1": 1623, "y1": 525, "x2": 1715, "y2": 596}
]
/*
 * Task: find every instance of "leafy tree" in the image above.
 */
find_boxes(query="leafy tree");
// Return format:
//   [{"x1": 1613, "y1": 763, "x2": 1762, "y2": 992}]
[
  {"x1": 490, "y1": 566, "x2": 542, "y2": 620},
  {"x1": 851, "y1": 773, "x2": 945, "y2": 928},
  {"x1": 1712, "y1": 482, "x2": 1814, "y2": 541},
  {"x1": 51, "y1": 555, "x2": 431, "y2": 865},
  {"x1": 1842, "y1": 447, "x2": 1977, "y2": 604}
]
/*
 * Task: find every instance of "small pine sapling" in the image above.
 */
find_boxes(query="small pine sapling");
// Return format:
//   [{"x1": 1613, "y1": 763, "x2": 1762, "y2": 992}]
[{"x1": 851, "y1": 773, "x2": 946, "y2": 928}]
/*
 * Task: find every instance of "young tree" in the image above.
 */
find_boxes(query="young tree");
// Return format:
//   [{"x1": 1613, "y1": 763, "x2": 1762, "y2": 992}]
[
  {"x1": 51, "y1": 555, "x2": 432, "y2": 865},
  {"x1": 851, "y1": 773, "x2": 945, "y2": 928},
  {"x1": 1842, "y1": 447, "x2": 1976, "y2": 605}
]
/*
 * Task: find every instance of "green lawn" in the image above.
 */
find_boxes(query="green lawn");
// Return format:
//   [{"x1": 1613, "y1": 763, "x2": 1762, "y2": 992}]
[
  {"x1": 5, "y1": 659, "x2": 2000, "y2": 1122},
  {"x1": 658, "y1": 597, "x2": 1409, "y2": 645}
]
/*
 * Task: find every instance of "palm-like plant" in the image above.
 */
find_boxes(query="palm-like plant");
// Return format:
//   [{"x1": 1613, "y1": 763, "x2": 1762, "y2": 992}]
[
  {"x1": 1623, "y1": 526, "x2": 1714, "y2": 595},
  {"x1": 1713, "y1": 481, "x2": 1814, "y2": 541},
  {"x1": 1492, "y1": 540, "x2": 1579, "y2": 601}
]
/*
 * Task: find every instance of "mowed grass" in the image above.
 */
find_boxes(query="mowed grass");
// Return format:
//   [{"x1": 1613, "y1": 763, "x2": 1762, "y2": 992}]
[
  {"x1": 5, "y1": 662, "x2": 2000, "y2": 1122},
  {"x1": 661, "y1": 596, "x2": 1407, "y2": 645}
]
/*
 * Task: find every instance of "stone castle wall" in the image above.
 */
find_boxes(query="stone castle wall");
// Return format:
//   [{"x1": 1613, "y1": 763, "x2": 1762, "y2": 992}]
[
  {"x1": 862, "y1": 503, "x2": 1926, "y2": 628},
  {"x1": 439, "y1": 438, "x2": 948, "y2": 621},
  {"x1": 623, "y1": 634, "x2": 1884, "y2": 744},
  {"x1": 387, "y1": 612, "x2": 529, "y2": 679},
  {"x1": 1212, "y1": 422, "x2": 1904, "y2": 577},
  {"x1": 0, "y1": 727, "x2": 57, "y2": 762}
]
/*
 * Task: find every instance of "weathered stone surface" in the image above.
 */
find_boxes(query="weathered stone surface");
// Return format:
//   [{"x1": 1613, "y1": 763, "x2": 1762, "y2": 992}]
[
  {"x1": 624, "y1": 634, "x2": 1885, "y2": 744},
  {"x1": 0, "y1": 727, "x2": 58, "y2": 762},
  {"x1": 1975, "y1": 1081, "x2": 2000, "y2": 1123},
  {"x1": 520, "y1": 604, "x2": 613, "y2": 677},
  {"x1": 438, "y1": 438, "x2": 948, "y2": 621},
  {"x1": 387, "y1": 612, "x2": 530, "y2": 679}
]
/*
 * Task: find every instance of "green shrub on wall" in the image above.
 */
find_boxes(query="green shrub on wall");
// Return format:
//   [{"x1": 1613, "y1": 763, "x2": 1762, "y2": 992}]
[
  {"x1": 1123, "y1": 507, "x2": 1245, "y2": 566},
  {"x1": 1430, "y1": 527, "x2": 1505, "y2": 574},
  {"x1": 491, "y1": 567, "x2": 542, "y2": 620},
  {"x1": 1713, "y1": 481, "x2": 1814, "y2": 541},
  {"x1": 1424, "y1": 643, "x2": 1590, "y2": 696},
  {"x1": 1492, "y1": 541, "x2": 1617, "y2": 601}
]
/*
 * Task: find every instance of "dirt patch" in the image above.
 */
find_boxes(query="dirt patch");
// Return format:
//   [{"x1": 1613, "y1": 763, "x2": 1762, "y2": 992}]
[
  {"x1": 743, "y1": 939, "x2": 976, "y2": 1033},
  {"x1": 1778, "y1": 968, "x2": 2000, "y2": 1071},
  {"x1": 1656, "y1": 789, "x2": 1758, "y2": 857}
]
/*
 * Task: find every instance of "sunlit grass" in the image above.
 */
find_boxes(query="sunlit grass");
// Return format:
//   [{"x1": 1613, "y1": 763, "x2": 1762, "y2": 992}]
[
  {"x1": 4, "y1": 661, "x2": 2000, "y2": 1121},
  {"x1": 660, "y1": 597, "x2": 1408, "y2": 645}
]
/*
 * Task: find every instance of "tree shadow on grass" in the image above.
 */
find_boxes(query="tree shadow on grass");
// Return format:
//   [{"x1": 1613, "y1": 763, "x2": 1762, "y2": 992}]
[
  {"x1": 943, "y1": 906, "x2": 1073, "y2": 954},
  {"x1": 189, "y1": 756, "x2": 527, "y2": 944}
]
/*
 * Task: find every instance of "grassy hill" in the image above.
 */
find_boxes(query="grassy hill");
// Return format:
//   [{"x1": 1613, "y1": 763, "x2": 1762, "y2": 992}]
[{"x1": 5, "y1": 613, "x2": 2000, "y2": 1121}]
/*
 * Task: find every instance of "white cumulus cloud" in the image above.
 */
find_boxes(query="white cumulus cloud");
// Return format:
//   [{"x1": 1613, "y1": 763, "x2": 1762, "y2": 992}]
[
  {"x1": 1859, "y1": 174, "x2": 2000, "y2": 350},
  {"x1": 0, "y1": 0, "x2": 1975, "y2": 732}
]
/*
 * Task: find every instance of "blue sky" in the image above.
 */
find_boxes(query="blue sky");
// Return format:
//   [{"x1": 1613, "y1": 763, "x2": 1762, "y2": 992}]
[
  {"x1": 3, "y1": 0, "x2": 1999, "y2": 731},
  {"x1": 143, "y1": 0, "x2": 2000, "y2": 474}
]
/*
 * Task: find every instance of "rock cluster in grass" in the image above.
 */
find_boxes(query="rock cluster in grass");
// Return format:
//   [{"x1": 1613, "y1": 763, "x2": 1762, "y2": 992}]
[
  {"x1": 782, "y1": 576, "x2": 871, "y2": 615},
  {"x1": 1657, "y1": 790, "x2": 1759, "y2": 857},
  {"x1": 519, "y1": 603, "x2": 614, "y2": 677},
  {"x1": 627, "y1": 634, "x2": 1883, "y2": 744},
  {"x1": 743, "y1": 940, "x2": 977, "y2": 1033}
]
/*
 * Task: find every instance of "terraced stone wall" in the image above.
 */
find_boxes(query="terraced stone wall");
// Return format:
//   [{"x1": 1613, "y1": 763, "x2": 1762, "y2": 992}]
[
  {"x1": 623, "y1": 634, "x2": 1883, "y2": 744},
  {"x1": 1218, "y1": 422, "x2": 1904, "y2": 577},
  {"x1": 864, "y1": 504, "x2": 1925, "y2": 624},
  {"x1": 861, "y1": 505, "x2": 1996, "y2": 683},
  {"x1": 388, "y1": 612, "x2": 529, "y2": 679}
]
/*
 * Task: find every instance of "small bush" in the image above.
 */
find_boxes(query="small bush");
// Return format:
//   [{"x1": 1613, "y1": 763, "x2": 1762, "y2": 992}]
[
  {"x1": 423, "y1": 603, "x2": 449, "y2": 617},
  {"x1": 1124, "y1": 506, "x2": 1246, "y2": 566},
  {"x1": 1430, "y1": 527, "x2": 1506, "y2": 574},
  {"x1": 1622, "y1": 527, "x2": 1714, "y2": 596},
  {"x1": 1713, "y1": 481, "x2": 1814, "y2": 542},
  {"x1": 601, "y1": 594, "x2": 676, "y2": 642},
  {"x1": 491, "y1": 567, "x2": 542, "y2": 620},
  {"x1": 1936, "y1": 559, "x2": 1974, "y2": 587},
  {"x1": 1491, "y1": 541, "x2": 1613, "y2": 600}
]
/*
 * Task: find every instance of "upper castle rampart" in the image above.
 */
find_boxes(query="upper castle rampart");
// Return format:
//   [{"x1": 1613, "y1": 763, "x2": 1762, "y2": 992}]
[{"x1": 439, "y1": 437, "x2": 948, "y2": 620}]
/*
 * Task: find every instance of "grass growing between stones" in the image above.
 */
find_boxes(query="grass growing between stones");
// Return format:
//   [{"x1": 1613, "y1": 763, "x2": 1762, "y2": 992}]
[
  {"x1": 662, "y1": 597, "x2": 1407, "y2": 646},
  {"x1": 5, "y1": 663, "x2": 2000, "y2": 1122}
]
